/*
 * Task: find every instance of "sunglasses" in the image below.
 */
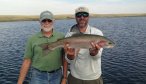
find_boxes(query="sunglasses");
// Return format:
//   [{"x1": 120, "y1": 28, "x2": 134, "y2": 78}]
[
  {"x1": 42, "y1": 19, "x2": 52, "y2": 23},
  {"x1": 76, "y1": 12, "x2": 89, "y2": 18}
]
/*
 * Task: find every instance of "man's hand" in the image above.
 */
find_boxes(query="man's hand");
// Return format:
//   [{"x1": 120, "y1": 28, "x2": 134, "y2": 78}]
[
  {"x1": 64, "y1": 43, "x2": 75, "y2": 60},
  {"x1": 89, "y1": 42, "x2": 101, "y2": 56},
  {"x1": 61, "y1": 78, "x2": 67, "y2": 84}
]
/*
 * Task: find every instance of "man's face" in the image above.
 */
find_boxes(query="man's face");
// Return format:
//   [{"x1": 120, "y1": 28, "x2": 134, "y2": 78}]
[
  {"x1": 75, "y1": 12, "x2": 89, "y2": 28},
  {"x1": 41, "y1": 19, "x2": 53, "y2": 32}
]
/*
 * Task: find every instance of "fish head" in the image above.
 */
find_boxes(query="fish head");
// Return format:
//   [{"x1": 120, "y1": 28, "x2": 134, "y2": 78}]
[
  {"x1": 97, "y1": 40, "x2": 115, "y2": 48},
  {"x1": 104, "y1": 39, "x2": 115, "y2": 48}
]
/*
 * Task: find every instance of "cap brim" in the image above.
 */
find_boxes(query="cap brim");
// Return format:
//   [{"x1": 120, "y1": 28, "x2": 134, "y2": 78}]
[{"x1": 40, "y1": 16, "x2": 53, "y2": 22}]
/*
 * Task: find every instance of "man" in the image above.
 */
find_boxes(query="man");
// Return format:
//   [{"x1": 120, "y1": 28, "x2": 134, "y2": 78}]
[
  {"x1": 64, "y1": 7, "x2": 104, "y2": 84},
  {"x1": 17, "y1": 10, "x2": 65, "y2": 84}
]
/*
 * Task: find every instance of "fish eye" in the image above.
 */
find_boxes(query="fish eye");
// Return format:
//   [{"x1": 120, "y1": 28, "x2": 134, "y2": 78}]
[{"x1": 109, "y1": 42, "x2": 112, "y2": 45}]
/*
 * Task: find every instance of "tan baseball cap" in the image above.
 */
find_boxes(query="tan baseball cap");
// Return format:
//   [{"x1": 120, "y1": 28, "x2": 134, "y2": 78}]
[{"x1": 75, "y1": 7, "x2": 89, "y2": 14}]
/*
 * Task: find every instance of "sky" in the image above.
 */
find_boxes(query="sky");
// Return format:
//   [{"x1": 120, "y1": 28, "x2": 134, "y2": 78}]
[{"x1": 0, "y1": 0, "x2": 146, "y2": 15}]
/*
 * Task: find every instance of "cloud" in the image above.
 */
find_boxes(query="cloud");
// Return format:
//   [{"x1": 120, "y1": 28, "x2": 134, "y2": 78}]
[{"x1": 0, "y1": 0, "x2": 146, "y2": 15}]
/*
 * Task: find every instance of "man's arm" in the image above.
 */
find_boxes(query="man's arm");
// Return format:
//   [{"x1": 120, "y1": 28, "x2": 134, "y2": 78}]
[
  {"x1": 17, "y1": 58, "x2": 31, "y2": 84},
  {"x1": 61, "y1": 49, "x2": 68, "y2": 84},
  {"x1": 61, "y1": 57, "x2": 68, "y2": 84}
]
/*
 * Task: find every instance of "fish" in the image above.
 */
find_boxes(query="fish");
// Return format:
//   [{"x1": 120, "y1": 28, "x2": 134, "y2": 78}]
[{"x1": 39, "y1": 34, "x2": 115, "y2": 54}]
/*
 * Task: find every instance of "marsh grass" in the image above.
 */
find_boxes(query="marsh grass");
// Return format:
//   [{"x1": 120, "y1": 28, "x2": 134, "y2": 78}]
[{"x1": 0, "y1": 13, "x2": 146, "y2": 22}]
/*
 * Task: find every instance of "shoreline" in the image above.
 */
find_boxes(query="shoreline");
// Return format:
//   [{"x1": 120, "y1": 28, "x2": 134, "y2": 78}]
[{"x1": 0, "y1": 13, "x2": 146, "y2": 22}]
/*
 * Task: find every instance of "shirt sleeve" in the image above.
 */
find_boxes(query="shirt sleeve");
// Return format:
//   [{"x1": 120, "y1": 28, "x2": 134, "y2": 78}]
[
  {"x1": 23, "y1": 37, "x2": 33, "y2": 59},
  {"x1": 92, "y1": 27, "x2": 104, "y2": 36}
]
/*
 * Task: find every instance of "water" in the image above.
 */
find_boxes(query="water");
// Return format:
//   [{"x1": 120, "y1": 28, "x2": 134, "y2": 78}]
[{"x1": 0, "y1": 17, "x2": 146, "y2": 84}]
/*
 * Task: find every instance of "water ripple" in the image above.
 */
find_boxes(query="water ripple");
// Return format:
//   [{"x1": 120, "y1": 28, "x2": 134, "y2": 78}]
[{"x1": 0, "y1": 17, "x2": 146, "y2": 84}]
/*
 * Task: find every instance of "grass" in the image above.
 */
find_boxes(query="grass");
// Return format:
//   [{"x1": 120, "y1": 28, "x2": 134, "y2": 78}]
[
  {"x1": 0, "y1": 15, "x2": 38, "y2": 22},
  {"x1": 0, "y1": 13, "x2": 146, "y2": 22},
  {"x1": 90, "y1": 13, "x2": 146, "y2": 18}
]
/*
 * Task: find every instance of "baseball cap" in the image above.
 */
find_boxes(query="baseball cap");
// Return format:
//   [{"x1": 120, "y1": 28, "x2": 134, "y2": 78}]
[
  {"x1": 75, "y1": 7, "x2": 89, "y2": 14},
  {"x1": 40, "y1": 11, "x2": 54, "y2": 22}
]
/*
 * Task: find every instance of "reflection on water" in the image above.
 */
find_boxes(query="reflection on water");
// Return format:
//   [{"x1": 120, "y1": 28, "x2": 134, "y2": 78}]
[{"x1": 0, "y1": 17, "x2": 146, "y2": 84}]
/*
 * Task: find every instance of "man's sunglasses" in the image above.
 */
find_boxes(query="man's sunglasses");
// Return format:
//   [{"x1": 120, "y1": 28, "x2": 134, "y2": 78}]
[
  {"x1": 76, "y1": 12, "x2": 89, "y2": 18},
  {"x1": 42, "y1": 19, "x2": 52, "y2": 23}
]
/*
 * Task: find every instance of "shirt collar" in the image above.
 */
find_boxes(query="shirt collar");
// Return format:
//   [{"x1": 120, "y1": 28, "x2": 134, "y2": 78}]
[
  {"x1": 83, "y1": 25, "x2": 90, "y2": 34},
  {"x1": 77, "y1": 24, "x2": 90, "y2": 34},
  {"x1": 38, "y1": 31, "x2": 54, "y2": 38}
]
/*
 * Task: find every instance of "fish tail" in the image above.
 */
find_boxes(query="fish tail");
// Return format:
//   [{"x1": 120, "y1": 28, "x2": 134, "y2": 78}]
[
  {"x1": 39, "y1": 41, "x2": 62, "y2": 50},
  {"x1": 39, "y1": 43, "x2": 55, "y2": 56},
  {"x1": 39, "y1": 43, "x2": 50, "y2": 50}
]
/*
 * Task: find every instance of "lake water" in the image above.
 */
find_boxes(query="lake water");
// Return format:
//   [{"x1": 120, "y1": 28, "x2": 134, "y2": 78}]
[{"x1": 0, "y1": 17, "x2": 146, "y2": 84}]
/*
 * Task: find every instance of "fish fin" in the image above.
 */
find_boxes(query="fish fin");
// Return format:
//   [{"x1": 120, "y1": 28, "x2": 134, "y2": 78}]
[
  {"x1": 39, "y1": 43, "x2": 50, "y2": 50},
  {"x1": 71, "y1": 33, "x2": 83, "y2": 37},
  {"x1": 97, "y1": 40, "x2": 106, "y2": 48},
  {"x1": 56, "y1": 38, "x2": 63, "y2": 41}
]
